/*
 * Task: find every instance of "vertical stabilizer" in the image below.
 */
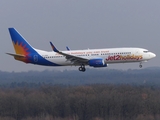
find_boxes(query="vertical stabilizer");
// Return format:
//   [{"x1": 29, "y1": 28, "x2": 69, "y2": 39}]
[{"x1": 8, "y1": 28, "x2": 36, "y2": 56}]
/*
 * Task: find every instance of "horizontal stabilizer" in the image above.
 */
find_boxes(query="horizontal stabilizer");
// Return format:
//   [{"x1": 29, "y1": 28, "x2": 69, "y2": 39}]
[{"x1": 6, "y1": 53, "x2": 25, "y2": 58}]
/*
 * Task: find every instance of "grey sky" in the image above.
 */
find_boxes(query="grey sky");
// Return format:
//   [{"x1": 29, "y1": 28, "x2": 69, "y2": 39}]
[{"x1": 1, "y1": 0, "x2": 159, "y2": 72}]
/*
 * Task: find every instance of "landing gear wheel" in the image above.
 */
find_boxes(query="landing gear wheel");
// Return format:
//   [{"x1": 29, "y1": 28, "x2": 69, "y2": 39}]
[
  {"x1": 139, "y1": 64, "x2": 142, "y2": 68},
  {"x1": 82, "y1": 67, "x2": 86, "y2": 72},
  {"x1": 79, "y1": 65, "x2": 86, "y2": 72},
  {"x1": 79, "y1": 67, "x2": 82, "y2": 71}
]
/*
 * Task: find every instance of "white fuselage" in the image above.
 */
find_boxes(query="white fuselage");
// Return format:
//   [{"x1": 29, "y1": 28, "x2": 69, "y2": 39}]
[{"x1": 36, "y1": 47, "x2": 156, "y2": 66}]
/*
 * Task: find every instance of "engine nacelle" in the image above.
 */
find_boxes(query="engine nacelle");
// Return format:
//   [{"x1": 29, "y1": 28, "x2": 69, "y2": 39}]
[{"x1": 89, "y1": 59, "x2": 107, "y2": 67}]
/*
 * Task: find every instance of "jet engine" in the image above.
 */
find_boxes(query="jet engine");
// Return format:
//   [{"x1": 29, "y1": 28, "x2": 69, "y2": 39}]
[{"x1": 89, "y1": 58, "x2": 107, "y2": 67}]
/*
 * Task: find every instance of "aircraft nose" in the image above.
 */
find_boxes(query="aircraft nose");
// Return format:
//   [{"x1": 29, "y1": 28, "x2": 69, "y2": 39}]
[{"x1": 151, "y1": 53, "x2": 156, "y2": 58}]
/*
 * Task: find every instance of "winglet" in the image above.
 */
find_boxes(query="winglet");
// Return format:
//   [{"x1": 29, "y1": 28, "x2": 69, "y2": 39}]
[
  {"x1": 50, "y1": 42, "x2": 59, "y2": 52},
  {"x1": 66, "y1": 46, "x2": 70, "y2": 51}
]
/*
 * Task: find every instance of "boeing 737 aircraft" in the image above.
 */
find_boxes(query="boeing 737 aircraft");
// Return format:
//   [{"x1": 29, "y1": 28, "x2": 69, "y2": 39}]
[{"x1": 7, "y1": 28, "x2": 156, "y2": 72}]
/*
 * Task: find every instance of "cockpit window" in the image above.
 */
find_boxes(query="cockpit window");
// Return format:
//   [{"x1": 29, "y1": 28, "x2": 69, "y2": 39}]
[{"x1": 143, "y1": 51, "x2": 148, "y2": 53}]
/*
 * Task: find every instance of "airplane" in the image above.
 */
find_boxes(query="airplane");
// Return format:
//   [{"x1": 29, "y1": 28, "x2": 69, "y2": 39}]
[{"x1": 7, "y1": 28, "x2": 156, "y2": 72}]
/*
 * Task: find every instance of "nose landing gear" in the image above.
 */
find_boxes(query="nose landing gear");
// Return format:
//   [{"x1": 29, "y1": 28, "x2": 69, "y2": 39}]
[
  {"x1": 139, "y1": 64, "x2": 142, "y2": 68},
  {"x1": 139, "y1": 62, "x2": 142, "y2": 68}
]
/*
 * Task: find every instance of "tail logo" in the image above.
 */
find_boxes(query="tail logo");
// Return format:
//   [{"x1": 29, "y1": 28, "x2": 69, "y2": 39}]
[{"x1": 12, "y1": 41, "x2": 30, "y2": 56}]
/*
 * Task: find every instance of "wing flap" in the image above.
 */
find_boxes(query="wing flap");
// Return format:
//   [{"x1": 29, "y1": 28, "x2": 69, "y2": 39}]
[{"x1": 59, "y1": 51, "x2": 88, "y2": 62}]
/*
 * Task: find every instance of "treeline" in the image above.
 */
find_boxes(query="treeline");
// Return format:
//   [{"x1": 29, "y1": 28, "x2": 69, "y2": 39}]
[
  {"x1": 0, "y1": 84, "x2": 160, "y2": 120},
  {"x1": 1, "y1": 68, "x2": 160, "y2": 86}
]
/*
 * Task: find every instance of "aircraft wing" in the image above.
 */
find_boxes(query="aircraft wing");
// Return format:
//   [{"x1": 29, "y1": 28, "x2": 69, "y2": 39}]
[{"x1": 50, "y1": 42, "x2": 89, "y2": 64}]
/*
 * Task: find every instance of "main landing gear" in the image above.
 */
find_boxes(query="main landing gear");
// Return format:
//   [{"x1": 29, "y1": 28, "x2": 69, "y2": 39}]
[{"x1": 79, "y1": 65, "x2": 86, "y2": 72}]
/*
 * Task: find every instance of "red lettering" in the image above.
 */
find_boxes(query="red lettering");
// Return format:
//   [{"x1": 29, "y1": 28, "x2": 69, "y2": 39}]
[
  {"x1": 115, "y1": 55, "x2": 120, "y2": 60},
  {"x1": 106, "y1": 55, "x2": 121, "y2": 61},
  {"x1": 106, "y1": 54, "x2": 143, "y2": 61},
  {"x1": 106, "y1": 56, "x2": 111, "y2": 61}
]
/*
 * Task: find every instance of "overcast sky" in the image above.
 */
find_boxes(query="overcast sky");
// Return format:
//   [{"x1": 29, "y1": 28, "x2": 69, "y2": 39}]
[{"x1": 1, "y1": 0, "x2": 159, "y2": 72}]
